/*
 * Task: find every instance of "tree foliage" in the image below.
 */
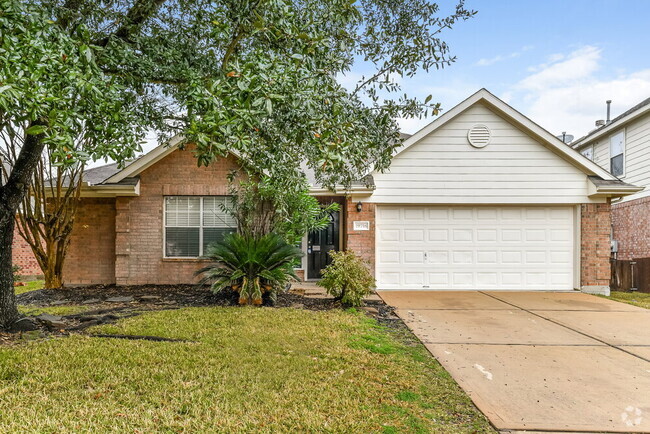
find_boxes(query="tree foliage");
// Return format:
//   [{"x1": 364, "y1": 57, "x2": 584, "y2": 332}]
[
  {"x1": 37, "y1": 0, "x2": 474, "y2": 190},
  {"x1": 0, "y1": 0, "x2": 151, "y2": 326},
  {"x1": 0, "y1": 0, "x2": 146, "y2": 169},
  {"x1": 0, "y1": 0, "x2": 475, "y2": 327},
  {"x1": 226, "y1": 172, "x2": 338, "y2": 245}
]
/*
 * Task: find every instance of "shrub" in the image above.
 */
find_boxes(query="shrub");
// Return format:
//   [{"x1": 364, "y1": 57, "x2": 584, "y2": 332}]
[
  {"x1": 197, "y1": 233, "x2": 303, "y2": 305},
  {"x1": 12, "y1": 265, "x2": 22, "y2": 282},
  {"x1": 319, "y1": 251, "x2": 375, "y2": 307}
]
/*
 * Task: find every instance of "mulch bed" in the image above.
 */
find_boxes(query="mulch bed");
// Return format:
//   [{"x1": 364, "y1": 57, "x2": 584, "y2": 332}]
[{"x1": 5, "y1": 284, "x2": 402, "y2": 344}]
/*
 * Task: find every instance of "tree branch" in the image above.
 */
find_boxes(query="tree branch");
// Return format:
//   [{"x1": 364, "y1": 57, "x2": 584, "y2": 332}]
[
  {"x1": 221, "y1": 0, "x2": 264, "y2": 71},
  {"x1": 94, "y1": 0, "x2": 167, "y2": 47},
  {"x1": 0, "y1": 121, "x2": 47, "y2": 214},
  {"x1": 57, "y1": 0, "x2": 88, "y2": 30}
]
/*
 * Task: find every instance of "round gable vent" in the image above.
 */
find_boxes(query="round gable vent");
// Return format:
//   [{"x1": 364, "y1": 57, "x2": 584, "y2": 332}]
[{"x1": 467, "y1": 124, "x2": 491, "y2": 148}]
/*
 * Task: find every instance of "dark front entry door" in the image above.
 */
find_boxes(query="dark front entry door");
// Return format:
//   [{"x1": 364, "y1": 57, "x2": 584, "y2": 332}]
[{"x1": 307, "y1": 211, "x2": 340, "y2": 279}]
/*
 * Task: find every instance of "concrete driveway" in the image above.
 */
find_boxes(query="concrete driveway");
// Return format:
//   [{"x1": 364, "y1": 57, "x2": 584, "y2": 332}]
[{"x1": 380, "y1": 291, "x2": 650, "y2": 433}]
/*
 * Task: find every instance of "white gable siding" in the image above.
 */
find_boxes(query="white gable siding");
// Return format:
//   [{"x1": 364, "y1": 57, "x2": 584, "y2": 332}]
[
  {"x1": 621, "y1": 113, "x2": 650, "y2": 188},
  {"x1": 370, "y1": 103, "x2": 597, "y2": 204},
  {"x1": 592, "y1": 137, "x2": 609, "y2": 169},
  {"x1": 588, "y1": 112, "x2": 650, "y2": 200}
]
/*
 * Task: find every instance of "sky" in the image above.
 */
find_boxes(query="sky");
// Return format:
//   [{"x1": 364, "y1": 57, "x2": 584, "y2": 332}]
[
  {"x1": 127, "y1": 1, "x2": 650, "y2": 163},
  {"x1": 377, "y1": 0, "x2": 650, "y2": 140}
]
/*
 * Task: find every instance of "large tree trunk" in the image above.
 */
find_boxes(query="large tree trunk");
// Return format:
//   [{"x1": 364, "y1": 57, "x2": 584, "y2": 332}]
[
  {"x1": 0, "y1": 122, "x2": 46, "y2": 329},
  {"x1": 0, "y1": 214, "x2": 20, "y2": 328}
]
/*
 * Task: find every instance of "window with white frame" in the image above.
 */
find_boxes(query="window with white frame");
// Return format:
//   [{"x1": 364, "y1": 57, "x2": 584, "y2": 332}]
[
  {"x1": 580, "y1": 145, "x2": 594, "y2": 161},
  {"x1": 610, "y1": 131, "x2": 625, "y2": 177},
  {"x1": 164, "y1": 196, "x2": 236, "y2": 257}
]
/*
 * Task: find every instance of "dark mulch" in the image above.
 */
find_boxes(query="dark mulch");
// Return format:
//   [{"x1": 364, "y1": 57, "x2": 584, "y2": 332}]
[
  {"x1": 17, "y1": 284, "x2": 219, "y2": 308},
  {"x1": 17, "y1": 284, "x2": 346, "y2": 310},
  {"x1": 17, "y1": 283, "x2": 395, "y2": 312},
  {"x1": 9, "y1": 285, "x2": 403, "y2": 343}
]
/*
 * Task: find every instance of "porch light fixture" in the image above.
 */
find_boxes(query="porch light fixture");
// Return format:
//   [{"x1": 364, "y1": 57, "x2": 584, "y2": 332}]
[{"x1": 356, "y1": 201, "x2": 363, "y2": 212}]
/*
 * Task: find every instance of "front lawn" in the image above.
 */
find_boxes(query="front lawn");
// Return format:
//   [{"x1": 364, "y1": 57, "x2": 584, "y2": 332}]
[
  {"x1": 13, "y1": 280, "x2": 88, "y2": 316},
  {"x1": 0, "y1": 307, "x2": 493, "y2": 432},
  {"x1": 14, "y1": 279, "x2": 44, "y2": 295},
  {"x1": 607, "y1": 291, "x2": 650, "y2": 309},
  {"x1": 18, "y1": 304, "x2": 89, "y2": 316}
]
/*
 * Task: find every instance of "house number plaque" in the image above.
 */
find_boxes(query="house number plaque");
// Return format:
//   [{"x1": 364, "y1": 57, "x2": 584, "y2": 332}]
[{"x1": 353, "y1": 221, "x2": 370, "y2": 231}]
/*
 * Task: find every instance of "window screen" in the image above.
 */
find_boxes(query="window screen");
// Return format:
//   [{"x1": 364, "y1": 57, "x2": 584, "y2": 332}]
[
  {"x1": 164, "y1": 196, "x2": 236, "y2": 257},
  {"x1": 610, "y1": 132, "x2": 625, "y2": 177},
  {"x1": 580, "y1": 146, "x2": 594, "y2": 161}
]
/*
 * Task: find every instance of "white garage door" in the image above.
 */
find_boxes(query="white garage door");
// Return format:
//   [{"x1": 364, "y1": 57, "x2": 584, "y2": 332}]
[{"x1": 376, "y1": 206, "x2": 575, "y2": 291}]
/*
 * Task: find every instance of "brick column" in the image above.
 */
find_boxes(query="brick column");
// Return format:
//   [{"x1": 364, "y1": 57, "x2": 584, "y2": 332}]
[
  {"x1": 345, "y1": 198, "x2": 375, "y2": 276},
  {"x1": 580, "y1": 202, "x2": 611, "y2": 295}
]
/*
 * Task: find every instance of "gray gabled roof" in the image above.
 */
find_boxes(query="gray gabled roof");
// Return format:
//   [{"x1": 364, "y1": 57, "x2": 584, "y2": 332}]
[
  {"x1": 83, "y1": 163, "x2": 121, "y2": 185},
  {"x1": 88, "y1": 132, "x2": 413, "y2": 190},
  {"x1": 573, "y1": 96, "x2": 650, "y2": 147},
  {"x1": 588, "y1": 175, "x2": 639, "y2": 188},
  {"x1": 610, "y1": 97, "x2": 650, "y2": 125}
]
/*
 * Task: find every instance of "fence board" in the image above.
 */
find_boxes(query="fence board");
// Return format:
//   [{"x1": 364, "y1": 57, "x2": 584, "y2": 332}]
[{"x1": 611, "y1": 258, "x2": 650, "y2": 293}]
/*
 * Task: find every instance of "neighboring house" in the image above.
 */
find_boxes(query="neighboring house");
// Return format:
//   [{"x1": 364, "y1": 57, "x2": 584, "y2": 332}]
[
  {"x1": 571, "y1": 97, "x2": 650, "y2": 262},
  {"x1": 10, "y1": 89, "x2": 641, "y2": 294}
]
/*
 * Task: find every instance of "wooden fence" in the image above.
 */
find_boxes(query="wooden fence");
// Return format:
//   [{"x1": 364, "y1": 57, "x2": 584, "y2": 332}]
[{"x1": 611, "y1": 257, "x2": 650, "y2": 292}]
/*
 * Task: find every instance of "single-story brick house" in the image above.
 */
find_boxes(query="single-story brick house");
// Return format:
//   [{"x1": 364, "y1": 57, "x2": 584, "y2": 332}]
[{"x1": 11, "y1": 89, "x2": 642, "y2": 294}]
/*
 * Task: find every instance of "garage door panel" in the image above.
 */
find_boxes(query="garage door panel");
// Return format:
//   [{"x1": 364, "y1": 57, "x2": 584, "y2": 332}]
[
  {"x1": 476, "y1": 229, "x2": 497, "y2": 242},
  {"x1": 428, "y1": 229, "x2": 449, "y2": 241},
  {"x1": 501, "y1": 229, "x2": 522, "y2": 242},
  {"x1": 378, "y1": 229, "x2": 400, "y2": 242},
  {"x1": 429, "y1": 251, "x2": 449, "y2": 264},
  {"x1": 376, "y1": 206, "x2": 574, "y2": 290},
  {"x1": 477, "y1": 272, "x2": 498, "y2": 286}
]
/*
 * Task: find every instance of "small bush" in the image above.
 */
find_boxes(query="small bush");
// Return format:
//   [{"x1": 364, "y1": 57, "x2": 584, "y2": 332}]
[
  {"x1": 12, "y1": 265, "x2": 22, "y2": 282},
  {"x1": 196, "y1": 233, "x2": 303, "y2": 305},
  {"x1": 319, "y1": 251, "x2": 375, "y2": 307}
]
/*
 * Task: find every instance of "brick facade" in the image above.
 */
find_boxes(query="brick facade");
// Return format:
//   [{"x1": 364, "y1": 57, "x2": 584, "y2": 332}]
[
  {"x1": 611, "y1": 196, "x2": 650, "y2": 260},
  {"x1": 580, "y1": 202, "x2": 612, "y2": 293},
  {"x1": 11, "y1": 145, "x2": 617, "y2": 291},
  {"x1": 114, "y1": 147, "x2": 239, "y2": 285},
  {"x1": 64, "y1": 198, "x2": 117, "y2": 285},
  {"x1": 345, "y1": 198, "x2": 375, "y2": 276},
  {"x1": 11, "y1": 223, "x2": 41, "y2": 277}
]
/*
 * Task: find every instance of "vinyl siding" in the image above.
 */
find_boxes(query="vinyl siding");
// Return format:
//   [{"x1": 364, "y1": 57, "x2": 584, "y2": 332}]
[
  {"x1": 370, "y1": 103, "x2": 597, "y2": 204},
  {"x1": 592, "y1": 138, "x2": 610, "y2": 170},
  {"x1": 589, "y1": 112, "x2": 650, "y2": 200},
  {"x1": 623, "y1": 113, "x2": 650, "y2": 188}
]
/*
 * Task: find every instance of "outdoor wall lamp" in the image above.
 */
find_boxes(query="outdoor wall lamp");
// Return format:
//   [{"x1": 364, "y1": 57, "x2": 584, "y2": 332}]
[{"x1": 356, "y1": 201, "x2": 363, "y2": 212}]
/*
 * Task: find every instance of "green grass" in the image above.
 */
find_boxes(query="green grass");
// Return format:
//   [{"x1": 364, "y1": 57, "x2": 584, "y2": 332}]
[
  {"x1": 18, "y1": 305, "x2": 89, "y2": 316},
  {"x1": 606, "y1": 291, "x2": 650, "y2": 309},
  {"x1": 0, "y1": 307, "x2": 493, "y2": 433},
  {"x1": 14, "y1": 280, "x2": 86, "y2": 317},
  {"x1": 14, "y1": 279, "x2": 44, "y2": 295}
]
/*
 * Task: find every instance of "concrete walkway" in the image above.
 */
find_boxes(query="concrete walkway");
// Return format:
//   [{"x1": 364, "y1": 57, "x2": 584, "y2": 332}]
[{"x1": 380, "y1": 291, "x2": 650, "y2": 433}]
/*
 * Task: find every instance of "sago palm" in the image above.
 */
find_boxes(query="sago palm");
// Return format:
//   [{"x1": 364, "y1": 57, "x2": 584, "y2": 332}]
[{"x1": 197, "y1": 233, "x2": 303, "y2": 305}]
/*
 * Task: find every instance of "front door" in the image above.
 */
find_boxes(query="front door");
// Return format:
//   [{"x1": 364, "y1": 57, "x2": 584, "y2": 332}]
[{"x1": 307, "y1": 211, "x2": 340, "y2": 279}]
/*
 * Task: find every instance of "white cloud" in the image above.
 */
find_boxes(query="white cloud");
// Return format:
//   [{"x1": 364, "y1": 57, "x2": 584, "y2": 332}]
[
  {"x1": 476, "y1": 45, "x2": 533, "y2": 67},
  {"x1": 506, "y1": 45, "x2": 650, "y2": 138},
  {"x1": 517, "y1": 46, "x2": 601, "y2": 91},
  {"x1": 396, "y1": 80, "x2": 482, "y2": 133}
]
